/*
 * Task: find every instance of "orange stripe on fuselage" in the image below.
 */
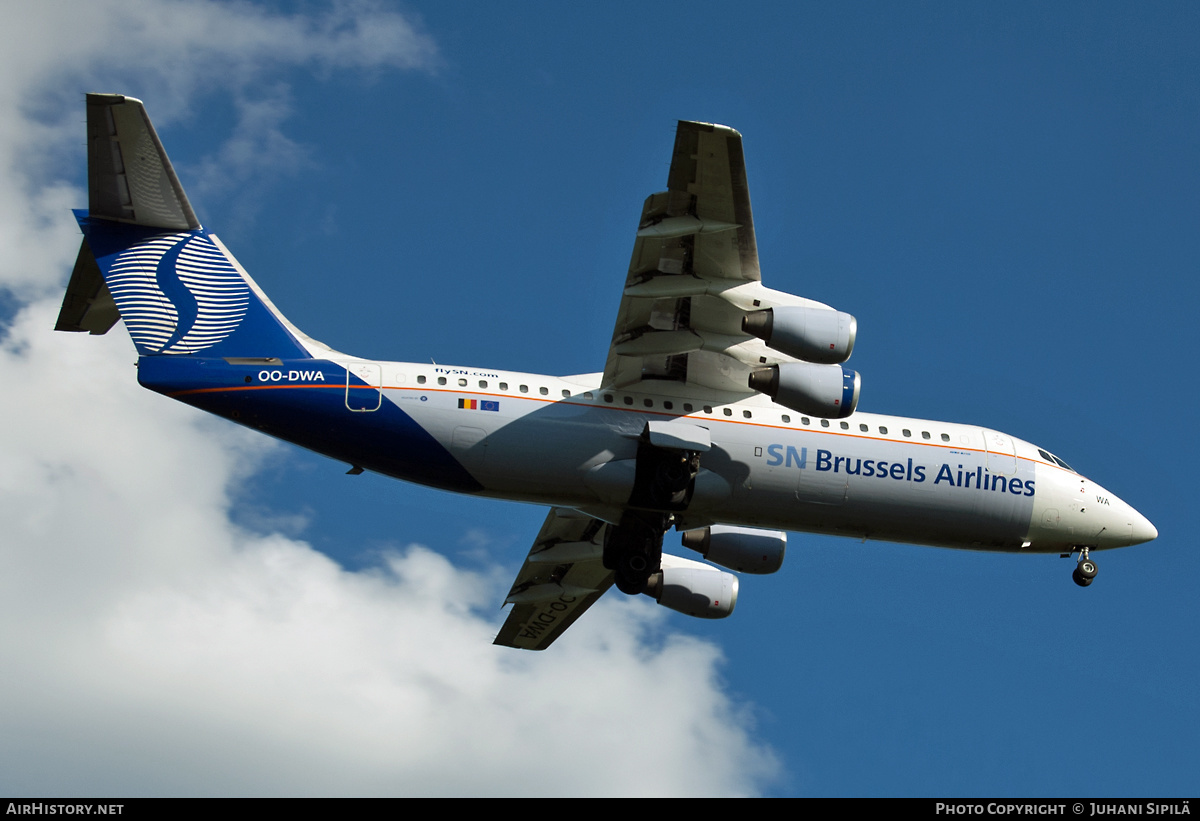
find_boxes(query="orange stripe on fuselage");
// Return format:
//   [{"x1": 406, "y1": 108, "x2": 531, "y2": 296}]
[{"x1": 168, "y1": 382, "x2": 1069, "y2": 472}]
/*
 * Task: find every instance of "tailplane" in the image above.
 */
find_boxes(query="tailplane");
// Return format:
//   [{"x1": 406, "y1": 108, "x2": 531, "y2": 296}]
[{"x1": 56, "y1": 94, "x2": 316, "y2": 361}]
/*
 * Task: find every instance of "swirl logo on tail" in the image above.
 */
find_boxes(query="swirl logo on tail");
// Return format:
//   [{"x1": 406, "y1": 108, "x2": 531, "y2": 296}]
[{"x1": 106, "y1": 232, "x2": 251, "y2": 354}]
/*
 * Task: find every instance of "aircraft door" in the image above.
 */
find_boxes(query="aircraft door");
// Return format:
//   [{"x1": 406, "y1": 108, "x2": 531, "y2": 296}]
[
  {"x1": 792, "y1": 445, "x2": 848, "y2": 505},
  {"x1": 983, "y1": 429, "x2": 1018, "y2": 476},
  {"x1": 797, "y1": 468, "x2": 848, "y2": 505},
  {"x1": 345, "y1": 363, "x2": 382, "y2": 411},
  {"x1": 451, "y1": 425, "x2": 488, "y2": 475}
]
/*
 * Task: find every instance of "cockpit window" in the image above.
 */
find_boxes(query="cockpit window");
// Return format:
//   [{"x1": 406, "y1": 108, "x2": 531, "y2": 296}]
[
  {"x1": 1038, "y1": 448, "x2": 1076, "y2": 473},
  {"x1": 1051, "y1": 455, "x2": 1075, "y2": 472}
]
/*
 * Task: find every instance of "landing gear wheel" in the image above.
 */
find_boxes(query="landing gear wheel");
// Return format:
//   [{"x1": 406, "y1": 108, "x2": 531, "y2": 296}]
[
  {"x1": 615, "y1": 553, "x2": 651, "y2": 595},
  {"x1": 604, "y1": 511, "x2": 667, "y2": 596},
  {"x1": 1072, "y1": 550, "x2": 1097, "y2": 587}
]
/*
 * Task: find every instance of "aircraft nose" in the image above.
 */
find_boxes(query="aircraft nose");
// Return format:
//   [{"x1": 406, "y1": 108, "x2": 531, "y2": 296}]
[
  {"x1": 1129, "y1": 509, "x2": 1158, "y2": 545},
  {"x1": 1088, "y1": 482, "x2": 1158, "y2": 549}
]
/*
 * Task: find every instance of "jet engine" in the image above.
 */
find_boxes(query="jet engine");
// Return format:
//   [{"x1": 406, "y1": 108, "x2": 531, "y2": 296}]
[
  {"x1": 680, "y1": 525, "x2": 786, "y2": 574},
  {"x1": 748, "y1": 361, "x2": 860, "y2": 418},
  {"x1": 742, "y1": 306, "x2": 857, "y2": 364},
  {"x1": 644, "y1": 564, "x2": 738, "y2": 619}
]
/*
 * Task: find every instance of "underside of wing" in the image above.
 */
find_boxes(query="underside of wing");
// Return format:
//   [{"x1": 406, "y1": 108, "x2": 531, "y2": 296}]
[
  {"x1": 493, "y1": 508, "x2": 615, "y2": 650},
  {"x1": 600, "y1": 121, "x2": 838, "y2": 398},
  {"x1": 84, "y1": 94, "x2": 199, "y2": 231}
]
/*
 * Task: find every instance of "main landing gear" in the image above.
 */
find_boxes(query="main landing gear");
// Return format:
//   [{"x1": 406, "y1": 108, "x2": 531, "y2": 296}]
[
  {"x1": 604, "y1": 510, "x2": 670, "y2": 595},
  {"x1": 602, "y1": 427, "x2": 703, "y2": 595},
  {"x1": 1071, "y1": 546, "x2": 1098, "y2": 587}
]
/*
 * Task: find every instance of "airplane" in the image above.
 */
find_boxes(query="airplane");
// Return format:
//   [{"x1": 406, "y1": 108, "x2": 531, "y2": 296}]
[{"x1": 55, "y1": 94, "x2": 1158, "y2": 650}]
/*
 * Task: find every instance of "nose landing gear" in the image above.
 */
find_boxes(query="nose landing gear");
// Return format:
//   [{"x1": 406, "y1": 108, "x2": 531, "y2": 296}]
[{"x1": 1071, "y1": 547, "x2": 1098, "y2": 587}]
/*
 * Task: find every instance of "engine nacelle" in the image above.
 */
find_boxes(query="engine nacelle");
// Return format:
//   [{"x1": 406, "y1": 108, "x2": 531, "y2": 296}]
[
  {"x1": 742, "y1": 306, "x2": 857, "y2": 364},
  {"x1": 645, "y1": 565, "x2": 738, "y2": 619},
  {"x1": 748, "y1": 362, "x2": 860, "y2": 419},
  {"x1": 680, "y1": 525, "x2": 786, "y2": 574}
]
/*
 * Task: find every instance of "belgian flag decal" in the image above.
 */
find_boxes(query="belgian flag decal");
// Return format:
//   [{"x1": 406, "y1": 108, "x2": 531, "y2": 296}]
[{"x1": 459, "y1": 398, "x2": 499, "y2": 411}]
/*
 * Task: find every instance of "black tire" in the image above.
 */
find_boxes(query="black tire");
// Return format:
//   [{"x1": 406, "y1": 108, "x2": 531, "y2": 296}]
[
  {"x1": 604, "y1": 512, "x2": 666, "y2": 595},
  {"x1": 1072, "y1": 567, "x2": 1094, "y2": 587},
  {"x1": 1078, "y1": 559, "x2": 1098, "y2": 579},
  {"x1": 614, "y1": 563, "x2": 648, "y2": 595}
]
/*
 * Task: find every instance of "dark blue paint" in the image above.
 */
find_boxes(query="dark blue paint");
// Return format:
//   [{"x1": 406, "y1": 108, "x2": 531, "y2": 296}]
[{"x1": 137, "y1": 356, "x2": 482, "y2": 493}]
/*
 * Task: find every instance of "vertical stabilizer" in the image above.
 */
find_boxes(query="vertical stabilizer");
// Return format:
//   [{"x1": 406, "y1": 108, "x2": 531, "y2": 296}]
[{"x1": 58, "y1": 94, "x2": 316, "y2": 361}]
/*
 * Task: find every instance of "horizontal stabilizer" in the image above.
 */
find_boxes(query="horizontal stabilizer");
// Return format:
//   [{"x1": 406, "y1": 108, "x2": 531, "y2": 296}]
[
  {"x1": 54, "y1": 239, "x2": 119, "y2": 334},
  {"x1": 86, "y1": 93, "x2": 199, "y2": 230}
]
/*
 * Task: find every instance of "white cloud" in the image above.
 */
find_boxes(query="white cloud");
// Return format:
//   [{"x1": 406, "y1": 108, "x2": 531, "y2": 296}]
[
  {"x1": 0, "y1": 0, "x2": 437, "y2": 298},
  {"x1": 0, "y1": 1, "x2": 778, "y2": 796},
  {"x1": 0, "y1": 305, "x2": 777, "y2": 796}
]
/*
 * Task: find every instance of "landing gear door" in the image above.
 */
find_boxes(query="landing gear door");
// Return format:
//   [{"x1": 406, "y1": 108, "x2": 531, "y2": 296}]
[
  {"x1": 983, "y1": 429, "x2": 1018, "y2": 476},
  {"x1": 345, "y1": 363, "x2": 382, "y2": 412},
  {"x1": 644, "y1": 420, "x2": 711, "y2": 452}
]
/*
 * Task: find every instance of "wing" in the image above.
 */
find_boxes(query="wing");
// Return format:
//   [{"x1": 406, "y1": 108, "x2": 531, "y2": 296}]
[
  {"x1": 493, "y1": 508, "x2": 615, "y2": 650},
  {"x1": 600, "y1": 121, "x2": 825, "y2": 396}
]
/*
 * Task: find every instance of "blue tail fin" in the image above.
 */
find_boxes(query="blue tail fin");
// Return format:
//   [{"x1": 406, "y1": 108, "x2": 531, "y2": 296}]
[{"x1": 57, "y1": 94, "x2": 313, "y2": 361}]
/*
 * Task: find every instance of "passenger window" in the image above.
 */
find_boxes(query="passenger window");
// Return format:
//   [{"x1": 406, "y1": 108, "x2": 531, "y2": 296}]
[
  {"x1": 644, "y1": 398, "x2": 653, "y2": 408},
  {"x1": 941, "y1": 433, "x2": 950, "y2": 442},
  {"x1": 663, "y1": 401, "x2": 673, "y2": 410},
  {"x1": 801, "y1": 417, "x2": 810, "y2": 425},
  {"x1": 683, "y1": 403, "x2": 694, "y2": 413},
  {"x1": 782, "y1": 415, "x2": 791, "y2": 423},
  {"x1": 623, "y1": 396, "x2": 633, "y2": 405},
  {"x1": 603, "y1": 394, "x2": 613, "y2": 403},
  {"x1": 417, "y1": 375, "x2": 426, "y2": 385},
  {"x1": 703, "y1": 406, "x2": 713, "y2": 414},
  {"x1": 458, "y1": 378, "x2": 467, "y2": 387},
  {"x1": 820, "y1": 419, "x2": 830, "y2": 428},
  {"x1": 478, "y1": 380, "x2": 488, "y2": 388},
  {"x1": 922, "y1": 431, "x2": 930, "y2": 440},
  {"x1": 539, "y1": 386, "x2": 548, "y2": 395},
  {"x1": 860, "y1": 424, "x2": 868, "y2": 432},
  {"x1": 902, "y1": 429, "x2": 911, "y2": 437},
  {"x1": 879, "y1": 426, "x2": 888, "y2": 434},
  {"x1": 562, "y1": 389, "x2": 570, "y2": 398},
  {"x1": 723, "y1": 408, "x2": 732, "y2": 417},
  {"x1": 519, "y1": 385, "x2": 528, "y2": 393},
  {"x1": 743, "y1": 410, "x2": 752, "y2": 419},
  {"x1": 584, "y1": 392, "x2": 594, "y2": 399},
  {"x1": 437, "y1": 377, "x2": 447, "y2": 386},
  {"x1": 840, "y1": 421, "x2": 849, "y2": 430},
  {"x1": 499, "y1": 382, "x2": 508, "y2": 391}
]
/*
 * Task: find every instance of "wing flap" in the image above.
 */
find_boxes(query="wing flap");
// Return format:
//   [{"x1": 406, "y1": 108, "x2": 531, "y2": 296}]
[
  {"x1": 493, "y1": 508, "x2": 615, "y2": 650},
  {"x1": 667, "y1": 120, "x2": 759, "y2": 281}
]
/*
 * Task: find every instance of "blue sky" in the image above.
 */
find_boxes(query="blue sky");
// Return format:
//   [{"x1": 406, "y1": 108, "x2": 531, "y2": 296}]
[{"x1": 1, "y1": 1, "x2": 1196, "y2": 797}]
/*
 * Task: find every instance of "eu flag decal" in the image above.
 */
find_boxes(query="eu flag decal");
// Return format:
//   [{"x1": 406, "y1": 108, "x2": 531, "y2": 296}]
[{"x1": 459, "y1": 398, "x2": 499, "y2": 412}]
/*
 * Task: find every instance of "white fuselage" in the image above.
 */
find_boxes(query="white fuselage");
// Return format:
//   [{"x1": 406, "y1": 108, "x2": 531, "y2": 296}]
[{"x1": 303, "y1": 357, "x2": 1155, "y2": 555}]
